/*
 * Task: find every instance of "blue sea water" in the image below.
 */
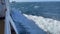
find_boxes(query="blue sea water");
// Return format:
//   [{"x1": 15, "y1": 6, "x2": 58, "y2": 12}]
[
  {"x1": 10, "y1": 2, "x2": 60, "y2": 20},
  {"x1": 10, "y1": 2, "x2": 60, "y2": 34},
  {"x1": 11, "y1": 8, "x2": 47, "y2": 34}
]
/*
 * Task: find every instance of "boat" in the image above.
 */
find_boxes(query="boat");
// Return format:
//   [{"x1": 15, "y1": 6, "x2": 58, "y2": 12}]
[
  {"x1": 5, "y1": 0, "x2": 47, "y2": 34},
  {"x1": 0, "y1": 0, "x2": 47, "y2": 34}
]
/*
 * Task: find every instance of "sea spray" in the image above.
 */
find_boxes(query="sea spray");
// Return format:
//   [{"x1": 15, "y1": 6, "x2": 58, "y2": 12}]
[{"x1": 23, "y1": 14, "x2": 60, "y2": 34}]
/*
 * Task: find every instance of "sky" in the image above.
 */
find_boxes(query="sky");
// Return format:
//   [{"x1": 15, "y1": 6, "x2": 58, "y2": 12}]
[{"x1": 10, "y1": 0, "x2": 60, "y2": 2}]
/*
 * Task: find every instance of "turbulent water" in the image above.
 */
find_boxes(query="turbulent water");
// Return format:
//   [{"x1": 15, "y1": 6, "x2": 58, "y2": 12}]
[
  {"x1": 11, "y1": 2, "x2": 60, "y2": 34},
  {"x1": 23, "y1": 14, "x2": 60, "y2": 34}
]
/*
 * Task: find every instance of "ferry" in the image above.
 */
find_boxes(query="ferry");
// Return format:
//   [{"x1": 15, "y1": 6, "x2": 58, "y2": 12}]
[{"x1": 0, "y1": 0, "x2": 49, "y2": 34}]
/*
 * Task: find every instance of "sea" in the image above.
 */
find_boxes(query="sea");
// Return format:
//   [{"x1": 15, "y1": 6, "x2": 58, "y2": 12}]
[
  {"x1": 10, "y1": 2, "x2": 60, "y2": 34},
  {"x1": 10, "y1": 2, "x2": 60, "y2": 21}
]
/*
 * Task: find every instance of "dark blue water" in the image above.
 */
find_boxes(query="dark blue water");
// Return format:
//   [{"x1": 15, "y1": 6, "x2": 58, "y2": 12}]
[{"x1": 10, "y1": 2, "x2": 60, "y2": 20}]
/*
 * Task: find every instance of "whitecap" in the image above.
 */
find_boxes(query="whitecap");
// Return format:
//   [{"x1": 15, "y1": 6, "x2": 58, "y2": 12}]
[{"x1": 23, "y1": 14, "x2": 60, "y2": 34}]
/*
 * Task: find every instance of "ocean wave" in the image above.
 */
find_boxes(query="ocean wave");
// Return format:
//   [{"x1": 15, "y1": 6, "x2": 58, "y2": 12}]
[{"x1": 23, "y1": 14, "x2": 60, "y2": 34}]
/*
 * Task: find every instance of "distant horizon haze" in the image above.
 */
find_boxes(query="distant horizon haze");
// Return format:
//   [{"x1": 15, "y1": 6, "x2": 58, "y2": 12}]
[{"x1": 10, "y1": 0, "x2": 60, "y2": 2}]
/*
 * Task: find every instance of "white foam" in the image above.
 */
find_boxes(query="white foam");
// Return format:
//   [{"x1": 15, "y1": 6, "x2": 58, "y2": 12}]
[
  {"x1": 23, "y1": 14, "x2": 60, "y2": 34},
  {"x1": 34, "y1": 6, "x2": 39, "y2": 9}
]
